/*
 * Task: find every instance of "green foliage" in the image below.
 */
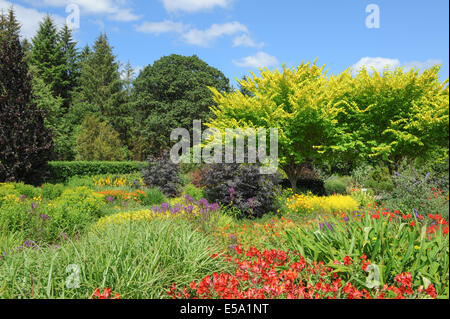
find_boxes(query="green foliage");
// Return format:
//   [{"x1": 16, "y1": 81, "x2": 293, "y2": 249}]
[
  {"x1": 0, "y1": 9, "x2": 53, "y2": 185},
  {"x1": 364, "y1": 166, "x2": 395, "y2": 194},
  {"x1": 41, "y1": 183, "x2": 65, "y2": 200},
  {"x1": 0, "y1": 219, "x2": 230, "y2": 299},
  {"x1": 0, "y1": 186, "x2": 105, "y2": 243},
  {"x1": 324, "y1": 176, "x2": 353, "y2": 195},
  {"x1": 30, "y1": 15, "x2": 67, "y2": 100},
  {"x1": 74, "y1": 116, "x2": 127, "y2": 161},
  {"x1": 70, "y1": 34, "x2": 129, "y2": 143},
  {"x1": 58, "y1": 24, "x2": 80, "y2": 107},
  {"x1": 334, "y1": 66, "x2": 449, "y2": 172},
  {"x1": 47, "y1": 161, "x2": 146, "y2": 183},
  {"x1": 383, "y1": 165, "x2": 449, "y2": 219},
  {"x1": 182, "y1": 183, "x2": 205, "y2": 202},
  {"x1": 11, "y1": 183, "x2": 42, "y2": 199},
  {"x1": 283, "y1": 213, "x2": 449, "y2": 296},
  {"x1": 131, "y1": 54, "x2": 231, "y2": 158},
  {"x1": 140, "y1": 188, "x2": 168, "y2": 206},
  {"x1": 207, "y1": 62, "x2": 347, "y2": 191}
]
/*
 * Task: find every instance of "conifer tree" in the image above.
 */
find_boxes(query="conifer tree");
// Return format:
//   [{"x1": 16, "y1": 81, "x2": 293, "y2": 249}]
[
  {"x1": 30, "y1": 15, "x2": 67, "y2": 100},
  {"x1": 0, "y1": 9, "x2": 53, "y2": 184},
  {"x1": 59, "y1": 24, "x2": 80, "y2": 107},
  {"x1": 71, "y1": 33, "x2": 129, "y2": 143}
]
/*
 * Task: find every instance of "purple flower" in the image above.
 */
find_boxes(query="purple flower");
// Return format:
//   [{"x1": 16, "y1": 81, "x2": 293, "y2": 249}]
[
  {"x1": 343, "y1": 216, "x2": 350, "y2": 223},
  {"x1": 18, "y1": 240, "x2": 39, "y2": 251},
  {"x1": 184, "y1": 194, "x2": 194, "y2": 204},
  {"x1": 39, "y1": 214, "x2": 51, "y2": 221},
  {"x1": 414, "y1": 208, "x2": 420, "y2": 219},
  {"x1": 106, "y1": 196, "x2": 115, "y2": 203}
]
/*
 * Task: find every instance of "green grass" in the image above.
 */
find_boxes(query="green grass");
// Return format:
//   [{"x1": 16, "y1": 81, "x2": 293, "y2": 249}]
[{"x1": 0, "y1": 218, "x2": 231, "y2": 299}]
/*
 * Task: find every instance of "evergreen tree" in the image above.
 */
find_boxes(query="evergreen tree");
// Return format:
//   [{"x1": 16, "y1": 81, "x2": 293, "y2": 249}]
[
  {"x1": 122, "y1": 60, "x2": 135, "y2": 96},
  {"x1": 58, "y1": 24, "x2": 80, "y2": 108},
  {"x1": 71, "y1": 33, "x2": 129, "y2": 144},
  {"x1": 0, "y1": 9, "x2": 53, "y2": 184},
  {"x1": 30, "y1": 15, "x2": 67, "y2": 100}
]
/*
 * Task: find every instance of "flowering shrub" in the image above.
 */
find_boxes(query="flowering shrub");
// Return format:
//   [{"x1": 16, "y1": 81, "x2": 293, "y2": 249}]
[
  {"x1": 167, "y1": 246, "x2": 438, "y2": 299},
  {"x1": 286, "y1": 193, "x2": 359, "y2": 215},
  {"x1": 95, "y1": 197, "x2": 220, "y2": 229}
]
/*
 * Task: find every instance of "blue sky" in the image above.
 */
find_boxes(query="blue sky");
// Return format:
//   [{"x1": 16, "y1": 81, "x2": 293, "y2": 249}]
[{"x1": 1, "y1": 0, "x2": 449, "y2": 87}]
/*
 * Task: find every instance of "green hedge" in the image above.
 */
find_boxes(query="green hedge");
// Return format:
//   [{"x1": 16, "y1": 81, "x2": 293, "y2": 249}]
[{"x1": 47, "y1": 161, "x2": 147, "y2": 183}]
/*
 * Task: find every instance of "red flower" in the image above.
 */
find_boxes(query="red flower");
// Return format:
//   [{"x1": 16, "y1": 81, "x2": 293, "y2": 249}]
[{"x1": 343, "y1": 256, "x2": 353, "y2": 266}]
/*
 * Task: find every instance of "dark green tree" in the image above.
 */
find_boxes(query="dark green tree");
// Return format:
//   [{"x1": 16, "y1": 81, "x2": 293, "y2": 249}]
[
  {"x1": 58, "y1": 24, "x2": 80, "y2": 108},
  {"x1": 70, "y1": 33, "x2": 129, "y2": 143},
  {"x1": 30, "y1": 15, "x2": 67, "y2": 100},
  {"x1": 0, "y1": 9, "x2": 53, "y2": 185},
  {"x1": 130, "y1": 54, "x2": 231, "y2": 159}
]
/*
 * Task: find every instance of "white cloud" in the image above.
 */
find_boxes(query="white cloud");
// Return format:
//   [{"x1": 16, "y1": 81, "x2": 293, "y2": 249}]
[
  {"x1": 352, "y1": 57, "x2": 401, "y2": 73},
  {"x1": 233, "y1": 52, "x2": 279, "y2": 69},
  {"x1": 0, "y1": 0, "x2": 66, "y2": 38},
  {"x1": 136, "y1": 20, "x2": 252, "y2": 48},
  {"x1": 22, "y1": 0, "x2": 140, "y2": 21},
  {"x1": 182, "y1": 21, "x2": 247, "y2": 47},
  {"x1": 232, "y1": 34, "x2": 264, "y2": 48},
  {"x1": 159, "y1": 0, "x2": 233, "y2": 13},
  {"x1": 352, "y1": 57, "x2": 443, "y2": 74},
  {"x1": 135, "y1": 20, "x2": 187, "y2": 35},
  {"x1": 402, "y1": 59, "x2": 443, "y2": 72}
]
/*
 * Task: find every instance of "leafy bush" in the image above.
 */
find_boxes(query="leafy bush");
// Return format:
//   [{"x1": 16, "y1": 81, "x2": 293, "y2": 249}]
[
  {"x1": 47, "y1": 161, "x2": 146, "y2": 183},
  {"x1": 364, "y1": 166, "x2": 395, "y2": 194},
  {"x1": 0, "y1": 183, "x2": 19, "y2": 205},
  {"x1": 140, "y1": 188, "x2": 168, "y2": 206},
  {"x1": 41, "y1": 183, "x2": 65, "y2": 200},
  {"x1": 383, "y1": 166, "x2": 449, "y2": 219},
  {"x1": 74, "y1": 116, "x2": 127, "y2": 161},
  {"x1": 142, "y1": 152, "x2": 182, "y2": 197},
  {"x1": 182, "y1": 183, "x2": 205, "y2": 202},
  {"x1": 0, "y1": 187, "x2": 106, "y2": 243},
  {"x1": 324, "y1": 176, "x2": 353, "y2": 195},
  {"x1": 12, "y1": 183, "x2": 42, "y2": 199},
  {"x1": 202, "y1": 163, "x2": 281, "y2": 218}
]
